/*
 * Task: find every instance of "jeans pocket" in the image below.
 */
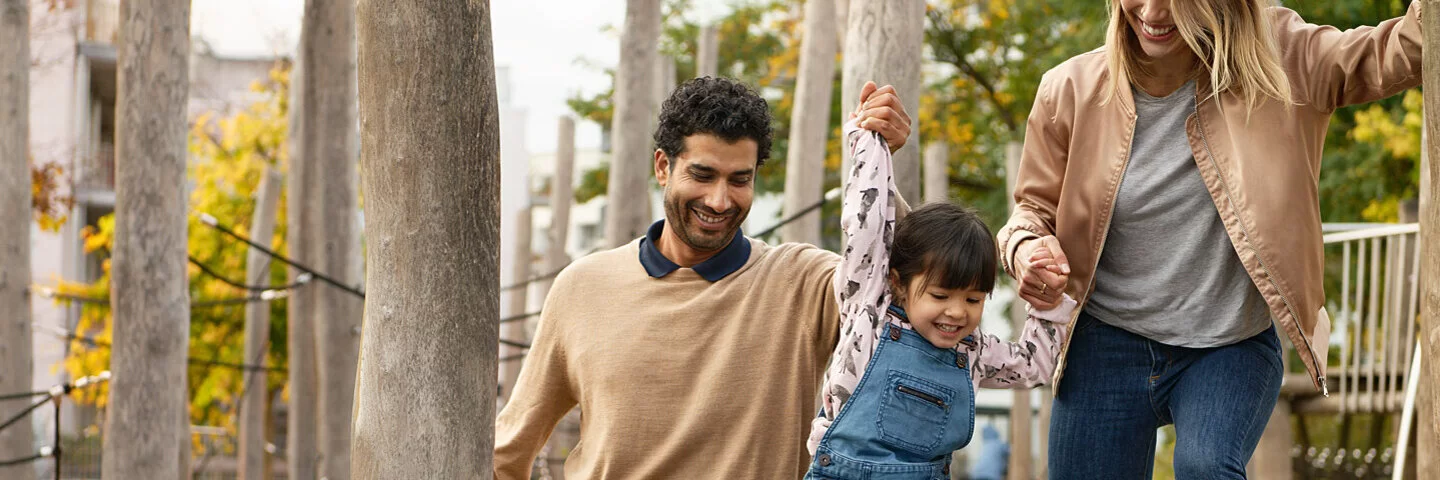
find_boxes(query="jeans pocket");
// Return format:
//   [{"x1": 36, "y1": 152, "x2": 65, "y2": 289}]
[{"x1": 876, "y1": 370, "x2": 953, "y2": 457}]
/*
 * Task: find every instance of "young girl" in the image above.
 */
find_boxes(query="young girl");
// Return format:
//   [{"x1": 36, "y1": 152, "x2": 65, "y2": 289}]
[{"x1": 805, "y1": 118, "x2": 1076, "y2": 479}]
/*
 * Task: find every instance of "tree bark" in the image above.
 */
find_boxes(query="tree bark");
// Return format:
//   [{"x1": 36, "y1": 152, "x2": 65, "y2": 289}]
[
  {"x1": 542, "y1": 116, "x2": 575, "y2": 298},
  {"x1": 285, "y1": 49, "x2": 321, "y2": 480},
  {"x1": 922, "y1": 141, "x2": 947, "y2": 204},
  {"x1": 604, "y1": 0, "x2": 662, "y2": 247},
  {"x1": 103, "y1": 0, "x2": 192, "y2": 478},
  {"x1": 696, "y1": 24, "x2": 719, "y2": 78},
  {"x1": 781, "y1": 0, "x2": 836, "y2": 246},
  {"x1": 500, "y1": 206, "x2": 531, "y2": 405},
  {"x1": 0, "y1": 0, "x2": 34, "y2": 478},
  {"x1": 352, "y1": 0, "x2": 497, "y2": 477},
  {"x1": 239, "y1": 167, "x2": 282, "y2": 480},
  {"x1": 301, "y1": 1, "x2": 362, "y2": 478},
  {"x1": 839, "y1": 0, "x2": 921, "y2": 202},
  {"x1": 1421, "y1": 4, "x2": 1440, "y2": 478}
]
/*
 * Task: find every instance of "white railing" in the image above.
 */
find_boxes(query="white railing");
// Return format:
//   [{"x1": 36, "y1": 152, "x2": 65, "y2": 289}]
[{"x1": 1322, "y1": 223, "x2": 1421, "y2": 414}]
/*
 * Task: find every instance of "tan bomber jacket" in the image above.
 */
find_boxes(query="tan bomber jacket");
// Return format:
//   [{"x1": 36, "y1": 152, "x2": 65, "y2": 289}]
[{"x1": 998, "y1": 3, "x2": 1423, "y2": 393}]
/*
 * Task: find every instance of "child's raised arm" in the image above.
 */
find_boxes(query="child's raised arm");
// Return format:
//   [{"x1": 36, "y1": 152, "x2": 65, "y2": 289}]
[{"x1": 970, "y1": 294, "x2": 1077, "y2": 389}]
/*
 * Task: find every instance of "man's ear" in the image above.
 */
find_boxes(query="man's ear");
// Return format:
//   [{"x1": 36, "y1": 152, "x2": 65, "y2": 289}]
[{"x1": 654, "y1": 149, "x2": 670, "y2": 187}]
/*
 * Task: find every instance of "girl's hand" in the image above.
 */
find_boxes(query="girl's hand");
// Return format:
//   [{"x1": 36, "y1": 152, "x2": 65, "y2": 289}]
[
  {"x1": 851, "y1": 81, "x2": 911, "y2": 153},
  {"x1": 1015, "y1": 235, "x2": 1069, "y2": 310}
]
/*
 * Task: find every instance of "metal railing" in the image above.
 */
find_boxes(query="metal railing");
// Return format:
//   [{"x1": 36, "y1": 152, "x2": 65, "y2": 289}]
[{"x1": 1321, "y1": 223, "x2": 1421, "y2": 414}]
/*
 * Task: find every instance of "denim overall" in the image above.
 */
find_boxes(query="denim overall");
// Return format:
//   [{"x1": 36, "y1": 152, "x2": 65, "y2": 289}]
[{"x1": 806, "y1": 306, "x2": 976, "y2": 480}]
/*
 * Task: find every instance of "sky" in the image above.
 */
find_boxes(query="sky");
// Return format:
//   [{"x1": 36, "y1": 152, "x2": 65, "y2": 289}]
[{"x1": 191, "y1": 0, "x2": 734, "y2": 156}]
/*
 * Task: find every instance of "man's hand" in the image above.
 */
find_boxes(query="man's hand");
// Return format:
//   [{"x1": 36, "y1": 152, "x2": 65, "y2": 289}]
[
  {"x1": 1015, "y1": 235, "x2": 1070, "y2": 310},
  {"x1": 852, "y1": 81, "x2": 912, "y2": 153}
]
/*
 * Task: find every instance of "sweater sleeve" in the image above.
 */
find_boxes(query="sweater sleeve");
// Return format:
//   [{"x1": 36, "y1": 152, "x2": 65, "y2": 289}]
[
  {"x1": 970, "y1": 294, "x2": 1077, "y2": 389},
  {"x1": 494, "y1": 275, "x2": 580, "y2": 480}
]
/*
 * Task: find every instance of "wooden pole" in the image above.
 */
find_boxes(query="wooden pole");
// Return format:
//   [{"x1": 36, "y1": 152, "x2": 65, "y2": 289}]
[
  {"x1": 1419, "y1": 3, "x2": 1440, "y2": 476},
  {"x1": 0, "y1": 0, "x2": 34, "y2": 478},
  {"x1": 923, "y1": 141, "x2": 948, "y2": 204},
  {"x1": 839, "y1": 0, "x2": 922, "y2": 202},
  {"x1": 696, "y1": 24, "x2": 719, "y2": 78},
  {"x1": 500, "y1": 206, "x2": 532, "y2": 405},
  {"x1": 239, "y1": 168, "x2": 283, "y2": 480},
  {"x1": 1003, "y1": 141, "x2": 1032, "y2": 480},
  {"x1": 352, "y1": 0, "x2": 498, "y2": 476},
  {"x1": 604, "y1": 0, "x2": 663, "y2": 247},
  {"x1": 781, "y1": 0, "x2": 837, "y2": 246}
]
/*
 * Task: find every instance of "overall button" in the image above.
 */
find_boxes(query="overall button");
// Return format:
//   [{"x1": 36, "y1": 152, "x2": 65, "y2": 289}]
[
  {"x1": 889, "y1": 326, "x2": 901, "y2": 341},
  {"x1": 956, "y1": 352, "x2": 968, "y2": 368},
  {"x1": 817, "y1": 454, "x2": 832, "y2": 467},
  {"x1": 943, "y1": 462, "x2": 950, "y2": 475}
]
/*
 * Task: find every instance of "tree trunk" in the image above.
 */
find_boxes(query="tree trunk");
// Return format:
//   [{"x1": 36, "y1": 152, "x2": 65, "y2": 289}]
[
  {"x1": 604, "y1": 0, "x2": 662, "y2": 247},
  {"x1": 781, "y1": 0, "x2": 836, "y2": 246},
  {"x1": 285, "y1": 49, "x2": 321, "y2": 480},
  {"x1": 239, "y1": 168, "x2": 282, "y2": 480},
  {"x1": 103, "y1": 0, "x2": 192, "y2": 478},
  {"x1": 0, "y1": 1, "x2": 34, "y2": 478},
  {"x1": 696, "y1": 24, "x2": 719, "y2": 78},
  {"x1": 839, "y1": 0, "x2": 921, "y2": 202},
  {"x1": 542, "y1": 116, "x2": 575, "y2": 297},
  {"x1": 1003, "y1": 141, "x2": 1032, "y2": 480},
  {"x1": 922, "y1": 141, "x2": 947, "y2": 204},
  {"x1": 301, "y1": 1, "x2": 362, "y2": 478},
  {"x1": 1420, "y1": 17, "x2": 1439, "y2": 473},
  {"x1": 352, "y1": 0, "x2": 497, "y2": 477},
  {"x1": 500, "y1": 206, "x2": 531, "y2": 405}
]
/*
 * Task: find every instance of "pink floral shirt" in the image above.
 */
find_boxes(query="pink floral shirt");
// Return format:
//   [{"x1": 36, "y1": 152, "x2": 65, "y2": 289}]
[{"x1": 807, "y1": 119, "x2": 1077, "y2": 454}]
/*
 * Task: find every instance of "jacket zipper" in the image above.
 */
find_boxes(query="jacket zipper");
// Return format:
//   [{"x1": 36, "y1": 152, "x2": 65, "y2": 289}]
[
  {"x1": 1191, "y1": 96, "x2": 1328, "y2": 396},
  {"x1": 896, "y1": 385, "x2": 946, "y2": 408}
]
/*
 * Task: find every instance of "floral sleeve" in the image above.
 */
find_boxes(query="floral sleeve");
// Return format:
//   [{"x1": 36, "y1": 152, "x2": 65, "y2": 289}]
[
  {"x1": 969, "y1": 295, "x2": 1077, "y2": 389},
  {"x1": 808, "y1": 119, "x2": 901, "y2": 454}
]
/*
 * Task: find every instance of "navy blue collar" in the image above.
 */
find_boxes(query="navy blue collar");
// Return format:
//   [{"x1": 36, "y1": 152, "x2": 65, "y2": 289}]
[{"x1": 637, "y1": 220, "x2": 751, "y2": 282}]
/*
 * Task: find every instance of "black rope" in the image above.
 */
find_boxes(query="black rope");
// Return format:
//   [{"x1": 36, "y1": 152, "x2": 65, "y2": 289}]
[
  {"x1": 753, "y1": 195, "x2": 832, "y2": 239},
  {"x1": 500, "y1": 311, "x2": 542, "y2": 324},
  {"x1": 0, "y1": 395, "x2": 52, "y2": 433},
  {"x1": 500, "y1": 268, "x2": 563, "y2": 292},
  {"x1": 42, "y1": 290, "x2": 285, "y2": 308},
  {"x1": 0, "y1": 390, "x2": 52, "y2": 402},
  {"x1": 198, "y1": 213, "x2": 365, "y2": 299},
  {"x1": 189, "y1": 255, "x2": 309, "y2": 292},
  {"x1": 499, "y1": 354, "x2": 527, "y2": 363},
  {"x1": 0, "y1": 451, "x2": 49, "y2": 467},
  {"x1": 43, "y1": 329, "x2": 286, "y2": 374},
  {"x1": 499, "y1": 338, "x2": 531, "y2": 349}
]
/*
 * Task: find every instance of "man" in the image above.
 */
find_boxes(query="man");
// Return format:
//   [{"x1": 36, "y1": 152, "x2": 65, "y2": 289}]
[{"x1": 495, "y1": 76, "x2": 911, "y2": 479}]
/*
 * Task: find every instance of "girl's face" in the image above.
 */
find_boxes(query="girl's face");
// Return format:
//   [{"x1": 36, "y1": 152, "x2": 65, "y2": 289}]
[
  {"x1": 1121, "y1": 0, "x2": 1192, "y2": 63},
  {"x1": 894, "y1": 272, "x2": 987, "y2": 349}
]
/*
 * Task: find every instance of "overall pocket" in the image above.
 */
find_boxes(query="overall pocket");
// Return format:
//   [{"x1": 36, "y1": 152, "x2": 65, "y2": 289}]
[{"x1": 876, "y1": 370, "x2": 954, "y2": 457}]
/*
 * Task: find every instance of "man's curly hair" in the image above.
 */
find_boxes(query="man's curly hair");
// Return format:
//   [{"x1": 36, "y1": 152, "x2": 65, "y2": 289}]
[{"x1": 654, "y1": 76, "x2": 773, "y2": 168}]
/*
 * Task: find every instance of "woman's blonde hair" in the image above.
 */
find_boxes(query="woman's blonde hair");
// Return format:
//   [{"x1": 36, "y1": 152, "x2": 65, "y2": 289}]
[{"x1": 1104, "y1": 0, "x2": 1293, "y2": 111}]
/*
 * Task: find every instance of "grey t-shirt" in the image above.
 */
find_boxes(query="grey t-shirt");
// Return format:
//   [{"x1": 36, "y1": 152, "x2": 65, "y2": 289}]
[{"x1": 1084, "y1": 80, "x2": 1272, "y2": 347}]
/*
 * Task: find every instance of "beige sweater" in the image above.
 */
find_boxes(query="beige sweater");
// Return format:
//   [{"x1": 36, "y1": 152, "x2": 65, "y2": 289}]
[{"x1": 494, "y1": 237, "x2": 841, "y2": 479}]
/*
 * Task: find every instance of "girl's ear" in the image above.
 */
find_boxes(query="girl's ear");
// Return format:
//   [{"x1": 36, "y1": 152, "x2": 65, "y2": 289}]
[{"x1": 888, "y1": 268, "x2": 904, "y2": 298}]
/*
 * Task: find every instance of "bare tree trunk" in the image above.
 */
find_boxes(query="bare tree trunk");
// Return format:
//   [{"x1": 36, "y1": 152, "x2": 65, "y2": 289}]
[
  {"x1": 239, "y1": 168, "x2": 282, "y2": 480},
  {"x1": 1420, "y1": 20, "x2": 1440, "y2": 473},
  {"x1": 285, "y1": 50, "x2": 321, "y2": 480},
  {"x1": 0, "y1": 1, "x2": 34, "y2": 478},
  {"x1": 834, "y1": 0, "x2": 849, "y2": 50},
  {"x1": 540, "y1": 118, "x2": 576, "y2": 480},
  {"x1": 500, "y1": 206, "x2": 531, "y2": 405},
  {"x1": 780, "y1": 0, "x2": 836, "y2": 246},
  {"x1": 352, "y1": 0, "x2": 497, "y2": 477},
  {"x1": 604, "y1": 0, "x2": 662, "y2": 247},
  {"x1": 103, "y1": 0, "x2": 192, "y2": 477},
  {"x1": 696, "y1": 24, "x2": 719, "y2": 78},
  {"x1": 922, "y1": 141, "x2": 947, "y2": 204},
  {"x1": 839, "y1": 0, "x2": 921, "y2": 202},
  {"x1": 300, "y1": 1, "x2": 362, "y2": 478},
  {"x1": 1003, "y1": 141, "x2": 1032, "y2": 480}
]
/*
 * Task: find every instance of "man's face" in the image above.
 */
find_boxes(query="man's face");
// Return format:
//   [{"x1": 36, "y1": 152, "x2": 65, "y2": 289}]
[{"x1": 654, "y1": 133, "x2": 758, "y2": 254}]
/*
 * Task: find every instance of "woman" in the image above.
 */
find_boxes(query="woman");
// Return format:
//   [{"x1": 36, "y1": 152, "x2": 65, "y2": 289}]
[{"x1": 999, "y1": 0, "x2": 1422, "y2": 477}]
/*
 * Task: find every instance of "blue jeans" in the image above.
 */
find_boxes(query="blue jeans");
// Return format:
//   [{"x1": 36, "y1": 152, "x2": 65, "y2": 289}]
[
  {"x1": 1049, "y1": 312, "x2": 1283, "y2": 480},
  {"x1": 805, "y1": 323, "x2": 975, "y2": 480}
]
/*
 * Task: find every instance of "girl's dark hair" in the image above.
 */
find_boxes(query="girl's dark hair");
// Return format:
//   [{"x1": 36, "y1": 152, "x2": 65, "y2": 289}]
[{"x1": 891, "y1": 203, "x2": 998, "y2": 296}]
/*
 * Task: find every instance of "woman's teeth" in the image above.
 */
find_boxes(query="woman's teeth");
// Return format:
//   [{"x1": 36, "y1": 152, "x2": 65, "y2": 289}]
[{"x1": 1142, "y1": 22, "x2": 1175, "y2": 37}]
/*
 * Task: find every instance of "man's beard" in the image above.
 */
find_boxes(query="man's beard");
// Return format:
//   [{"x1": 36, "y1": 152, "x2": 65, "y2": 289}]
[{"x1": 663, "y1": 190, "x2": 745, "y2": 253}]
